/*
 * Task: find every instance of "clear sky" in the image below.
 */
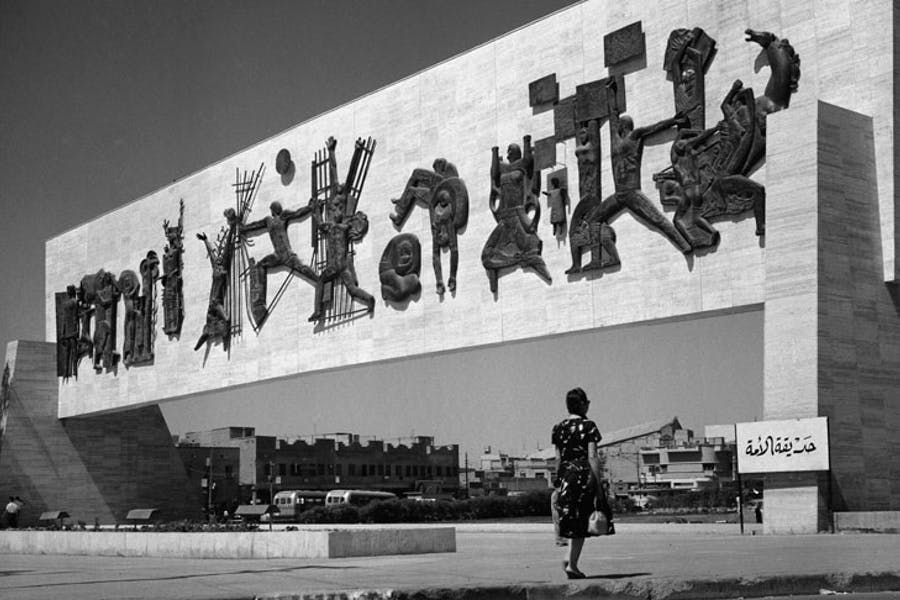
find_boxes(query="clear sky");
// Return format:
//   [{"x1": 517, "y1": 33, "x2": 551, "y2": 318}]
[{"x1": 0, "y1": 0, "x2": 762, "y2": 461}]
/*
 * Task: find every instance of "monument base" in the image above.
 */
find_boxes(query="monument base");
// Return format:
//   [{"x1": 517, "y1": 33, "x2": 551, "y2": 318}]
[
  {"x1": 0, "y1": 526, "x2": 456, "y2": 558},
  {"x1": 834, "y1": 511, "x2": 900, "y2": 534}
]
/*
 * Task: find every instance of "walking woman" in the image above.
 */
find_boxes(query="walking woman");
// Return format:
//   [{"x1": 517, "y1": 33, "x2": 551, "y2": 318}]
[{"x1": 551, "y1": 387, "x2": 612, "y2": 578}]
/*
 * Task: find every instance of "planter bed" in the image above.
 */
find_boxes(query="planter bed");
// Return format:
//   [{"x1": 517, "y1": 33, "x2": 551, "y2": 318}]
[{"x1": 0, "y1": 525, "x2": 456, "y2": 559}]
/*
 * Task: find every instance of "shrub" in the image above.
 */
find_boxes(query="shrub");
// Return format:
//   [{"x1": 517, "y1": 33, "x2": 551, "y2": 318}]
[
  {"x1": 359, "y1": 499, "x2": 406, "y2": 523},
  {"x1": 295, "y1": 504, "x2": 359, "y2": 524}
]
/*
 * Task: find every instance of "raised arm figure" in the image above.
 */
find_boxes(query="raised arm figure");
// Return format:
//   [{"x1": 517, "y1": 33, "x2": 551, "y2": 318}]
[
  {"x1": 594, "y1": 78, "x2": 692, "y2": 254},
  {"x1": 242, "y1": 198, "x2": 317, "y2": 327}
]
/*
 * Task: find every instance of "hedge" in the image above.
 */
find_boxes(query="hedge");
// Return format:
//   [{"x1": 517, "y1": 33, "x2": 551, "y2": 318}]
[{"x1": 294, "y1": 490, "x2": 554, "y2": 524}]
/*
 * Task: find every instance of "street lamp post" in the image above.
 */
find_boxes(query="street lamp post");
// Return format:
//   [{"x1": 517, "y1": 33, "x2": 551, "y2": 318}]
[{"x1": 206, "y1": 452, "x2": 213, "y2": 523}]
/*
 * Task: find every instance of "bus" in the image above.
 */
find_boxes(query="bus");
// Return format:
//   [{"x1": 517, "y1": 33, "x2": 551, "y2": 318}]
[
  {"x1": 271, "y1": 490, "x2": 327, "y2": 521},
  {"x1": 324, "y1": 489, "x2": 397, "y2": 507}
]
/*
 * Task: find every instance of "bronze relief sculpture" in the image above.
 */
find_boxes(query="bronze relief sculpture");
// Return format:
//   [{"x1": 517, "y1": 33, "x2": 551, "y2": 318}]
[
  {"x1": 663, "y1": 27, "x2": 717, "y2": 131},
  {"x1": 481, "y1": 135, "x2": 552, "y2": 293},
  {"x1": 118, "y1": 251, "x2": 158, "y2": 367},
  {"x1": 566, "y1": 119, "x2": 620, "y2": 274},
  {"x1": 309, "y1": 136, "x2": 377, "y2": 323},
  {"x1": 195, "y1": 208, "x2": 241, "y2": 352},
  {"x1": 379, "y1": 233, "x2": 422, "y2": 303},
  {"x1": 55, "y1": 285, "x2": 80, "y2": 379},
  {"x1": 161, "y1": 200, "x2": 184, "y2": 337},
  {"x1": 594, "y1": 80, "x2": 693, "y2": 255},
  {"x1": 654, "y1": 29, "x2": 799, "y2": 247},
  {"x1": 391, "y1": 159, "x2": 468, "y2": 295},
  {"x1": 0, "y1": 363, "x2": 8, "y2": 449},
  {"x1": 242, "y1": 199, "x2": 317, "y2": 328},
  {"x1": 79, "y1": 269, "x2": 120, "y2": 373},
  {"x1": 542, "y1": 172, "x2": 569, "y2": 238}
]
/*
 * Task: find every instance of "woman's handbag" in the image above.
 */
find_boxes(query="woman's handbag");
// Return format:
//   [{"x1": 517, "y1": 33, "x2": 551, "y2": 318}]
[
  {"x1": 587, "y1": 481, "x2": 616, "y2": 536},
  {"x1": 586, "y1": 508, "x2": 613, "y2": 536}
]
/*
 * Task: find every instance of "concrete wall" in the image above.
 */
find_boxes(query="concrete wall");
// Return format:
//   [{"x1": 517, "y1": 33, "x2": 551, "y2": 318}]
[
  {"x1": 763, "y1": 102, "x2": 900, "y2": 533},
  {"x1": 47, "y1": 0, "x2": 899, "y2": 417},
  {"x1": 0, "y1": 341, "x2": 197, "y2": 526},
  {"x1": 0, "y1": 526, "x2": 456, "y2": 559}
]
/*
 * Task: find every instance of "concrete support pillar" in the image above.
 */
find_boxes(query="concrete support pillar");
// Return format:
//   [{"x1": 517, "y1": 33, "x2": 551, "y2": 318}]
[
  {"x1": 763, "y1": 101, "x2": 900, "y2": 533},
  {"x1": 0, "y1": 341, "x2": 196, "y2": 526}
]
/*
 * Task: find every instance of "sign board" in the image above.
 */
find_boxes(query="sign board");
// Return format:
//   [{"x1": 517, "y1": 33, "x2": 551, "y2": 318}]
[{"x1": 735, "y1": 417, "x2": 830, "y2": 474}]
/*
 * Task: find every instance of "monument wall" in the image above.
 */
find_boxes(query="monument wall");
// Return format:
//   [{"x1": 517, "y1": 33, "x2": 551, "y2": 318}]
[
  {"x1": 0, "y1": 341, "x2": 197, "y2": 526},
  {"x1": 46, "y1": 0, "x2": 896, "y2": 417}
]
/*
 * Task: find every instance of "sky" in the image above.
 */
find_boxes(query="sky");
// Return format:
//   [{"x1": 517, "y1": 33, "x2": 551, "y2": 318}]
[{"x1": 0, "y1": 0, "x2": 762, "y2": 461}]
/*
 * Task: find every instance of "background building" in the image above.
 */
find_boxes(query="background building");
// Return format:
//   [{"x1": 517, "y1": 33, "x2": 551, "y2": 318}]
[
  {"x1": 179, "y1": 428, "x2": 459, "y2": 502},
  {"x1": 600, "y1": 418, "x2": 686, "y2": 487},
  {"x1": 176, "y1": 445, "x2": 241, "y2": 517},
  {"x1": 473, "y1": 419, "x2": 736, "y2": 504}
]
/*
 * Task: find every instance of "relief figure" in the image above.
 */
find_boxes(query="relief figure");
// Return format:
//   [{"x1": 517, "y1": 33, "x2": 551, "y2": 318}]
[{"x1": 481, "y1": 135, "x2": 551, "y2": 294}]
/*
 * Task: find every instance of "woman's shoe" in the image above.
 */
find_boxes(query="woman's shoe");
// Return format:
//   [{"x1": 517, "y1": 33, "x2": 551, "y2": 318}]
[{"x1": 563, "y1": 561, "x2": 585, "y2": 579}]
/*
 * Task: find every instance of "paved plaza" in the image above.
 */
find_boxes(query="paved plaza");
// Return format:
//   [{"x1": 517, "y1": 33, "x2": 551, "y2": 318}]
[{"x1": 1, "y1": 523, "x2": 899, "y2": 600}]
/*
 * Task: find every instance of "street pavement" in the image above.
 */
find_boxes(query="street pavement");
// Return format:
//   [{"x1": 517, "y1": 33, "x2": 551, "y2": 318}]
[{"x1": 1, "y1": 522, "x2": 899, "y2": 600}]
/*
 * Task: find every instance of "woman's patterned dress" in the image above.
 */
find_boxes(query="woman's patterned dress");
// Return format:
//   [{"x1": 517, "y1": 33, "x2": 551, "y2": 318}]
[{"x1": 551, "y1": 416, "x2": 601, "y2": 538}]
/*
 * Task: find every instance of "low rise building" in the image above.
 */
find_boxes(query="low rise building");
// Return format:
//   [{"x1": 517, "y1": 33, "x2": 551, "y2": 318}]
[
  {"x1": 472, "y1": 418, "x2": 735, "y2": 502},
  {"x1": 178, "y1": 428, "x2": 459, "y2": 502},
  {"x1": 177, "y1": 445, "x2": 241, "y2": 517}
]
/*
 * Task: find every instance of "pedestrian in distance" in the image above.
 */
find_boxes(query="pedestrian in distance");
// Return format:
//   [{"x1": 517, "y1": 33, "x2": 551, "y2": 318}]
[
  {"x1": 551, "y1": 387, "x2": 613, "y2": 579},
  {"x1": 5, "y1": 496, "x2": 21, "y2": 528}
]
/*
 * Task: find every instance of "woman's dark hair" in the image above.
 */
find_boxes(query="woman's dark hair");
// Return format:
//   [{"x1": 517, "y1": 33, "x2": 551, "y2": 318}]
[{"x1": 565, "y1": 387, "x2": 588, "y2": 414}]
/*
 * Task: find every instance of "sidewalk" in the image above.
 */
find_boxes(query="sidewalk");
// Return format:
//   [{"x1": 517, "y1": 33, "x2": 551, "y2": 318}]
[{"x1": 1, "y1": 523, "x2": 898, "y2": 600}]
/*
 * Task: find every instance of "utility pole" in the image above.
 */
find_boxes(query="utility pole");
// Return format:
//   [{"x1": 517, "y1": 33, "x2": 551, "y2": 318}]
[
  {"x1": 734, "y1": 424, "x2": 744, "y2": 535},
  {"x1": 206, "y1": 451, "x2": 213, "y2": 523},
  {"x1": 268, "y1": 459, "x2": 275, "y2": 532},
  {"x1": 464, "y1": 452, "x2": 469, "y2": 498}
]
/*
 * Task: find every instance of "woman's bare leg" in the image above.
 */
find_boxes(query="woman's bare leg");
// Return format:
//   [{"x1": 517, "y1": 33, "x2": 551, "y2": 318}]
[{"x1": 567, "y1": 536, "x2": 585, "y2": 572}]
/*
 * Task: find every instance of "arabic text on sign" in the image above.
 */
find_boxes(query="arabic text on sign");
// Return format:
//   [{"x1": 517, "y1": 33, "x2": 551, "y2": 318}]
[{"x1": 744, "y1": 435, "x2": 817, "y2": 458}]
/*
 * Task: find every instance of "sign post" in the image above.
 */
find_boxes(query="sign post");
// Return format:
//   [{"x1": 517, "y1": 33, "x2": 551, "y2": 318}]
[
  {"x1": 734, "y1": 424, "x2": 744, "y2": 534},
  {"x1": 735, "y1": 417, "x2": 832, "y2": 531}
]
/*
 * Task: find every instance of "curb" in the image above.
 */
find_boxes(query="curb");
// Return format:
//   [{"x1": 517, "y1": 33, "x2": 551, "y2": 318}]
[{"x1": 253, "y1": 572, "x2": 900, "y2": 600}]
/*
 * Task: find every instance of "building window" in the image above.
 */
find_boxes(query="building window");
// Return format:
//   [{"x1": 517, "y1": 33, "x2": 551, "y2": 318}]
[
  {"x1": 327, "y1": 463, "x2": 335, "y2": 475},
  {"x1": 361, "y1": 464, "x2": 368, "y2": 476},
  {"x1": 405, "y1": 465, "x2": 411, "y2": 477},
  {"x1": 278, "y1": 463, "x2": 287, "y2": 476},
  {"x1": 377, "y1": 464, "x2": 384, "y2": 476},
  {"x1": 264, "y1": 463, "x2": 272, "y2": 477},
  {"x1": 224, "y1": 465, "x2": 233, "y2": 479},
  {"x1": 336, "y1": 464, "x2": 343, "y2": 476},
  {"x1": 396, "y1": 465, "x2": 402, "y2": 478},
  {"x1": 370, "y1": 464, "x2": 376, "y2": 476},
  {"x1": 436, "y1": 466, "x2": 443, "y2": 476},
  {"x1": 348, "y1": 464, "x2": 356, "y2": 476}
]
